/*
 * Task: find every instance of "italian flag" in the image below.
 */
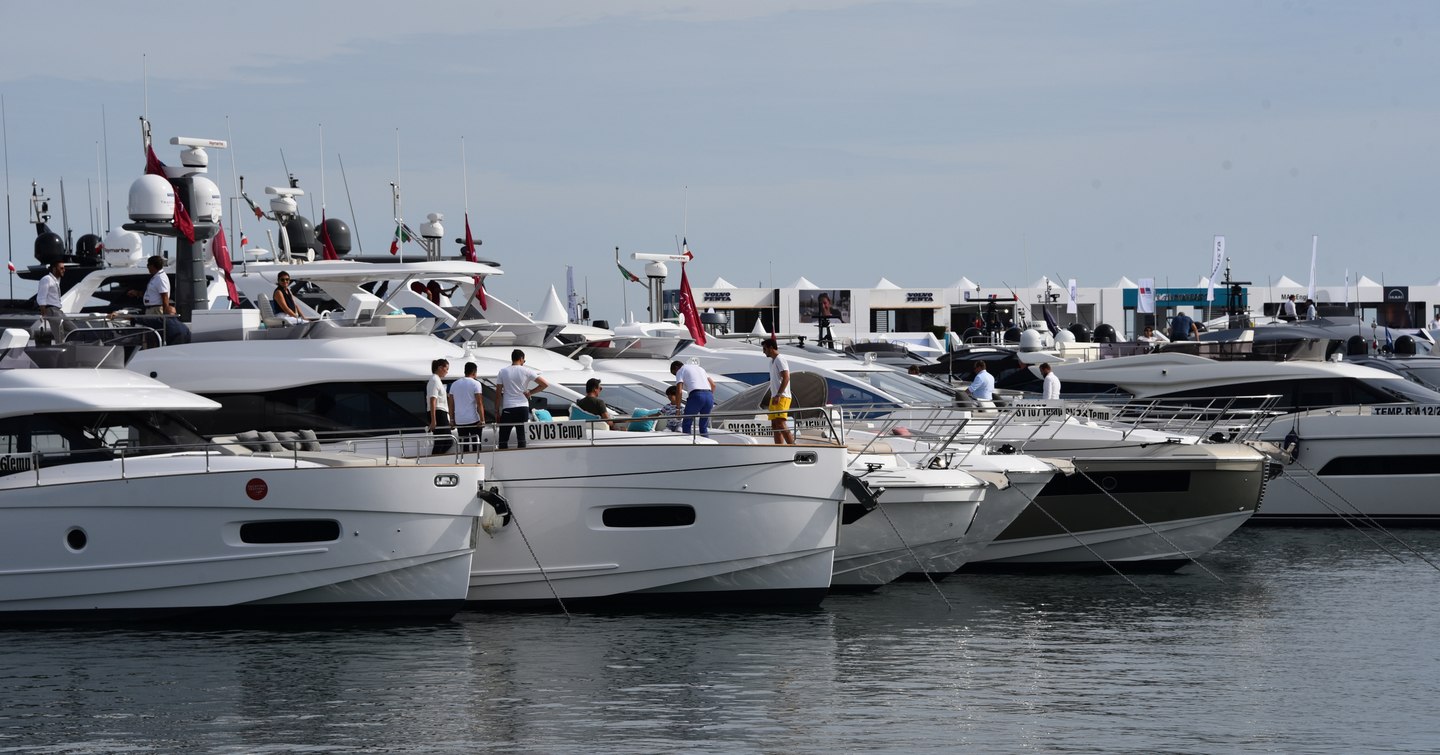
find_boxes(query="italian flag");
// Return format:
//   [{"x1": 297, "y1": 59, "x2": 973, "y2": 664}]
[
  {"x1": 389, "y1": 223, "x2": 410, "y2": 255},
  {"x1": 617, "y1": 262, "x2": 641, "y2": 283}
]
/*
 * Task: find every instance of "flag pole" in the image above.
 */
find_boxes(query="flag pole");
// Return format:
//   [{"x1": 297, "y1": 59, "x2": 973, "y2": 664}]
[
  {"x1": 3, "y1": 93, "x2": 12, "y2": 299},
  {"x1": 617, "y1": 246, "x2": 627, "y2": 320},
  {"x1": 395, "y1": 128, "x2": 403, "y2": 264}
]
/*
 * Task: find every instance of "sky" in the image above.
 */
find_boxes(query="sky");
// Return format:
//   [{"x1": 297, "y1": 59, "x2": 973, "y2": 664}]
[{"x1": 2, "y1": 0, "x2": 1438, "y2": 322}]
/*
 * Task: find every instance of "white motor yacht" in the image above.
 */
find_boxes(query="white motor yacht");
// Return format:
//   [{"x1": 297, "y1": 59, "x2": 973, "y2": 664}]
[
  {"x1": 1031, "y1": 351, "x2": 1440, "y2": 525},
  {"x1": 0, "y1": 345, "x2": 482, "y2": 624},
  {"x1": 698, "y1": 345, "x2": 1269, "y2": 569},
  {"x1": 125, "y1": 335, "x2": 849, "y2": 607}
]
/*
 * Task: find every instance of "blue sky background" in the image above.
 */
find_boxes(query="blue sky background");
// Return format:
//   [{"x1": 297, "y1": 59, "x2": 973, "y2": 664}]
[{"x1": 3, "y1": 1, "x2": 1438, "y2": 320}]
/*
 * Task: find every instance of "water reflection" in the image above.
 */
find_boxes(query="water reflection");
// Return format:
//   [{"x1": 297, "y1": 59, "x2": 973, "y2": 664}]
[{"x1": 1, "y1": 530, "x2": 1438, "y2": 752}]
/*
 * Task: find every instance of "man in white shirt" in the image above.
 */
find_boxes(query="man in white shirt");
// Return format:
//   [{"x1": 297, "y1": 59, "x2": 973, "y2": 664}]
[
  {"x1": 1137, "y1": 324, "x2": 1170, "y2": 351},
  {"x1": 496, "y1": 349, "x2": 548, "y2": 449},
  {"x1": 670, "y1": 359, "x2": 716, "y2": 437},
  {"x1": 966, "y1": 361, "x2": 995, "y2": 405},
  {"x1": 36, "y1": 260, "x2": 74, "y2": 342},
  {"x1": 449, "y1": 361, "x2": 488, "y2": 456},
  {"x1": 1040, "y1": 362, "x2": 1061, "y2": 400},
  {"x1": 1279, "y1": 295, "x2": 1297, "y2": 322},
  {"x1": 142, "y1": 255, "x2": 174, "y2": 315},
  {"x1": 426, "y1": 358, "x2": 453, "y2": 456},
  {"x1": 760, "y1": 338, "x2": 793, "y2": 445}
]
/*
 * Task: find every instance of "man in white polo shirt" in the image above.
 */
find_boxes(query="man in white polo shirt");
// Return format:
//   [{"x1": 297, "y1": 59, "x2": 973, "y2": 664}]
[{"x1": 671, "y1": 359, "x2": 716, "y2": 437}]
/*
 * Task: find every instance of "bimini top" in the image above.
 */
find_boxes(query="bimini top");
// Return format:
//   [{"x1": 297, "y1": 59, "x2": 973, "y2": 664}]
[{"x1": 0, "y1": 368, "x2": 220, "y2": 418}]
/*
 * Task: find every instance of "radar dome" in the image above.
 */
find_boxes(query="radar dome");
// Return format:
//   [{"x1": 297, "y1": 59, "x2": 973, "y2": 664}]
[
  {"x1": 1055, "y1": 329, "x2": 1076, "y2": 344},
  {"x1": 75, "y1": 234, "x2": 103, "y2": 265},
  {"x1": 322, "y1": 217, "x2": 352, "y2": 255},
  {"x1": 1003, "y1": 326, "x2": 1021, "y2": 343},
  {"x1": 1093, "y1": 323, "x2": 1117, "y2": 343},
  {"x1": 128, "y1": 174, "x2": 175, "y2": 221},
  {"x1": 102, "y1": 229, "x2": 145, "y2": 267},
  {"x1": 1018, "y1": 329, "x2": 1043, "y2": 352},
  {"x1": 283, "y1": 215, "x2": 317, "y2": 257},
  {"x1": 1067, "y1": 323, "x2": 1091, "y2": 342},
  {"x1": 34, "y1": 231, "x2": 65, "y2": 264},
  {"x1": 1396, "y1": 334, "x2": 1417, "y2": 355},
  {"x1": 188, "y1": 176, "x2": 222, "y2": 222}
]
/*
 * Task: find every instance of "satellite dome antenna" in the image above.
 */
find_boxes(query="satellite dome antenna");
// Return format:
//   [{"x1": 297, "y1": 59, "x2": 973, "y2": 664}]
[
  {"x1": 122, "y1": 126, "x2": 228, "y2": 321},
  {"x1": 264, "y1": 185, "x2": 305, "y2": 262}
]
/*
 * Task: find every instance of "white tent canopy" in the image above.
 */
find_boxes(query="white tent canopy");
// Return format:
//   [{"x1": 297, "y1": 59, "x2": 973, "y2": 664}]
[{"x1": 535, "y1": 286, "x2": 569, "y2": 325}]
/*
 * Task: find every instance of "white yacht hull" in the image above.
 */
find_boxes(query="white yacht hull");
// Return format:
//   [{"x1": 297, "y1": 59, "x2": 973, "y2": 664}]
[
  {"x1": 1257, "y1": 409, "x2": 1440, "y2": 524},
  {"x1": 901, "y1": 472, "x2": 1047, "y2": 577},
  {"x1": 831, "y1": 465, "x2": 984, "y2": 588},
  {"x1": 468, "y1": 442, "x2": 846, "y2": 607},
  {"x1": 0, "y1": 456, "x2": 482, "y2": 623}
]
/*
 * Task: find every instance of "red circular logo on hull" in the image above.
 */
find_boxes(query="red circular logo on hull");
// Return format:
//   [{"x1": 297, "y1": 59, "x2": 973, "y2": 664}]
[{"x1": 246, "y1": 478, "x2": 268, "y2": 500}]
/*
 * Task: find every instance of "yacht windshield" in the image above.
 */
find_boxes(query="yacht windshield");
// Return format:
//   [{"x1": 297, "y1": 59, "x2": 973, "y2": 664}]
[
  {"x1": 1369, "y1": 378, "x2": 1440, "y2": 405},
  {"x1": 0, "y1": 410, "x2": 209, "y2": 474},
  {"x1": 556, "y1": 382, "x2": 669, "y2": 414},
  {"x1": 835, "y1": 369, "x2": 951, "y2": 405}
]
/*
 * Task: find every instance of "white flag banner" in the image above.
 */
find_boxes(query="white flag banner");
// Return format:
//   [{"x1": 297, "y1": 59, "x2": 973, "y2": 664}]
[
  {"x1": 1308, "y1": 235, "x2": 1318, "y2": 301},
  {"x1": 1067, "y1": 278, "x2": 1078, "y2": 314},
  {"x1": 1343, "y1": 269, "x2": 1350, "y2": 306},
  {"x1": 1208, "y1": 236, "x2": 1225, "y2": 302},
  {"x1": 1137, "y1": 277, "x2": 1156, "y2": 314}
]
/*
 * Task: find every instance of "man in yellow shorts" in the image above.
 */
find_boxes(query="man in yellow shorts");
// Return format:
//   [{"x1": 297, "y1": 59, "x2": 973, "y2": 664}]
[{"x1": 761, "y1": 338, "x2": 794, "y2": 445}]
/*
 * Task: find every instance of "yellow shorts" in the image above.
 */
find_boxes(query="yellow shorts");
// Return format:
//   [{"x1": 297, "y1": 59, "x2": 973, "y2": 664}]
[{"x1": 768, "y1": 396, "x2": 792, "y2": 420}]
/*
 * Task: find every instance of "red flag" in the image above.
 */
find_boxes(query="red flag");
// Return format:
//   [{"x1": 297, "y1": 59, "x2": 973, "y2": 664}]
[
  {"x1": 144, "y1": 144, "x2": 196, "y2": 243},
  {"x1": 6, "y1": 261, "x2": 14, "y2": 273},
  {"x1": 319, "y1": 210, "x2": 339, "y2": 261},
  {"x1": 213, "y1": 221, "x2": 240, "y2": 306},
  {"x1": 475, "y1": 275, "x2": 488, "y2": 310},
  {"x1": 144, "y1": 144, "x2": 166, "y2": 178},
  {"x1": 678, "y1": 263, "x2": 707, "y2": 346},
  {"x1": 462, "y1": 213, "x2": 478, "y2": 263}
]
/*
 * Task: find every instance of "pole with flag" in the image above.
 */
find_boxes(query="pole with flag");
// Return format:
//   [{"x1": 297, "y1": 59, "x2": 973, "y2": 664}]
[
  {"x1": 317, "y1": 124, "x2": 339, "y2": 261},
  {"x1": 213, "y1": 220, "x2": 239, "y2": 306},
  {"x1": 142, "y1": 117, "x2": 195, "y2": 243},
  {"x1": 391, "y1": 129, "x2": 403, "y2": 262},
  {"x1": 616, "y1": 247, "x2": 635, "y2": 319},
  {"x1": 1208, "y1": 235, "x2": 1225, "y2": 323},
  {"x1": 460, "y1": 137, "x2": 485, "y2": 308},
  {"x1": 678, "y1": 258, "x2": 706, "y2": 346}
]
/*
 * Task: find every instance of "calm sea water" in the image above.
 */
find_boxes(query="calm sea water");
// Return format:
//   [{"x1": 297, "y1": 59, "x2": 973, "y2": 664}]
[{"x1": 3, "y1": 527, "x2": 1439, "y2": 754}]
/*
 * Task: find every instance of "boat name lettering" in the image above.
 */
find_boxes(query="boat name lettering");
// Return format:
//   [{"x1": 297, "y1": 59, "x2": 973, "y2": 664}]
[
  {"x1": 0, "y1": 453, "x2": 35, "y2": 474},
  {"x1": 1012, "y1": 405, "x2": 1115, "y2": 420},
  {"x1": 718, "y1": 418, "x2": 830, "y2": 437},
  {"x1": 528, "y1": 422, "x2": 587, "y2": 441},
  {"x1": 1374, "y1": 405, "x2": 1440, "y2": 416},
  {"x1": 703, "y1": 292, "x2": 732, "y2": 302}
]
